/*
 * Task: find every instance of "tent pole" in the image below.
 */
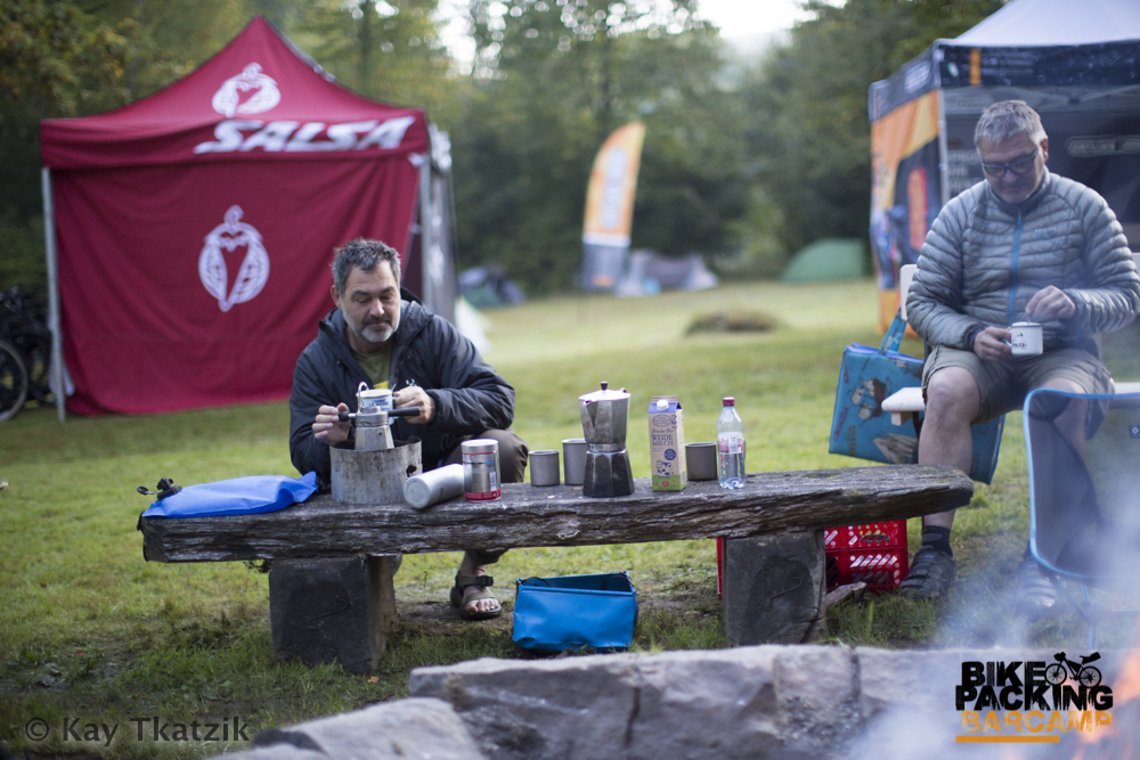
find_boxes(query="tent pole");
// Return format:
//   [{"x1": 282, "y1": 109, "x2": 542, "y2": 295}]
[
  {"x1": 40, "y1": 168, "x2": 66, "y2": 422},
  {"x1": 418, "y1": 151, "x2": 435, "y2": 314},
  {"x1": 935, "y1": 87, "x2": 952, "y2": 208}
]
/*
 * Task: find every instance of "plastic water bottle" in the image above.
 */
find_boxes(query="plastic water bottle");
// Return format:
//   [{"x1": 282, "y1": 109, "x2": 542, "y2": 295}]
[{"x1": 717, "y1": 396, "x2": 746, "y2": 489}]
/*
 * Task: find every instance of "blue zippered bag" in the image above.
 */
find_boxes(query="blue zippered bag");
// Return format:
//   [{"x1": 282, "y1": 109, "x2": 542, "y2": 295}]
[{"x1": 140, "y1": 472, "x2": 318, "y2": 518}]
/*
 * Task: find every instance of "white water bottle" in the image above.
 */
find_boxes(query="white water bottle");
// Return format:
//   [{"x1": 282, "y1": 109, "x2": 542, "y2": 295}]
[{"x1": 716, "y1": 396, "x2": 746, "y2": 489}]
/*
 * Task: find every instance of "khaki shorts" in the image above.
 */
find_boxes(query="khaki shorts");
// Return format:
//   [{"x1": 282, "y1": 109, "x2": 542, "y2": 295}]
[{"x1": 922, "y1": 346, "x2": 1113, "y2": 422}]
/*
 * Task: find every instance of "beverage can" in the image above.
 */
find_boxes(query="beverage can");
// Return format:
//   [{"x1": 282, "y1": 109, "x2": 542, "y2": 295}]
[{"x1": 462, "y1": 438, "x2": 501, "y2": 500}]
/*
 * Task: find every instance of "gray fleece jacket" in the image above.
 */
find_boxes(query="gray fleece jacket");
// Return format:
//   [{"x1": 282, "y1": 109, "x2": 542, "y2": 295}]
[{"x1": 907, "y1": 172, "x2": 1139, "y2": 355}]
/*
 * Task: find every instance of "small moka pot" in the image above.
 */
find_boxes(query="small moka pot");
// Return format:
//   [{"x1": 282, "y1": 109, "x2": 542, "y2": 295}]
[
  {"x1": 578, "y1": 381, "x2": 635, "y2": 497},
  {"x1": 339, "y1": 406, "x2": 420, "y2": 451}
]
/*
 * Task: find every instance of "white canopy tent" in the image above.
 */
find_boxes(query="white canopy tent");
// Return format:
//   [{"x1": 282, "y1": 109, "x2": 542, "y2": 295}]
[{"x1": 866, "y1": 0, "x2": 1140, "y2": 327}]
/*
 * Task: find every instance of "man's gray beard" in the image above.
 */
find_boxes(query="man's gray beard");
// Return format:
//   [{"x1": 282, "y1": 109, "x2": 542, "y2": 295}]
[{"x1": 360, "y1": 323, "x2": 394, "y2": 344}]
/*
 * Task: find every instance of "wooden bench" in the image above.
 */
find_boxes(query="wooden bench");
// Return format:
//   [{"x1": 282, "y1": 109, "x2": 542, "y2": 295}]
[{"x1": 139, "y1": 465, "x2": 972, "y2": 673}]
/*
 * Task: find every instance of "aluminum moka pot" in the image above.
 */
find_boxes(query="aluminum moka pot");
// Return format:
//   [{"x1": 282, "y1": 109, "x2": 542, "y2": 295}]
[{"x1": 579, "y1": 381, "x2": 630, "y2": 449}]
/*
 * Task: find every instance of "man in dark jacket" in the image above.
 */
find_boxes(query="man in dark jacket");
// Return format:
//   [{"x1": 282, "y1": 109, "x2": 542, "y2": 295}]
[
  {"x1": 900, "y1": 100, "x2": 1140, "y2": 612},
  {"x1": 289, "y1": 238, "x2": 528, "y2": 620}
]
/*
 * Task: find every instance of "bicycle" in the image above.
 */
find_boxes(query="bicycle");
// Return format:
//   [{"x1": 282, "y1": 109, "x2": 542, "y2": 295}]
[
  {"x1": 0, "y1": 287, "x2": 54, "y2": 421},
  {"x1": 1043, "y1": 651, "x2": 1102, "y2": 688}
]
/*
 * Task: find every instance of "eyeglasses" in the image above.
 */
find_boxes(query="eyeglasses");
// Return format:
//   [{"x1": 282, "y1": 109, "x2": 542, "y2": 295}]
[{"x1": 980, "y1": 148, "x2": 1039, "y2": 178}]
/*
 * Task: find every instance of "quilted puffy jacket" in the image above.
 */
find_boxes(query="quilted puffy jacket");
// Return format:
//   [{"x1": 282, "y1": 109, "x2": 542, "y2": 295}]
[
  {"x1": 289, "y1": 293, "x2": 515, "y2": 485},
  {"x1": 907, "y1": 172, "x2": 1140, "y2": 354}
]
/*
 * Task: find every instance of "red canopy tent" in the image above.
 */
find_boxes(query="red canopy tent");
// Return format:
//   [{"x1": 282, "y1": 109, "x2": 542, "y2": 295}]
[{"x1": 39, "y1": 16, "x2": 454, "y2": 417}]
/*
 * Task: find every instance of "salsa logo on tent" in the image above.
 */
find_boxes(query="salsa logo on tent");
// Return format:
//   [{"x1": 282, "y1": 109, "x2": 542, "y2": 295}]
[
  {"x1": 198, "y1": 206, "x2": 270, "y2": 312},
  {"x1": 193, "y1": 116, "x2": 417, "y2": 154},
  {"x1": 212, "y1": 63, "x2": 281, "y2": 117}
]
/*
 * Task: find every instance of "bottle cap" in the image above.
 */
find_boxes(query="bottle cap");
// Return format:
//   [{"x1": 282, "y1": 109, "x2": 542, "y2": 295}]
[{"x1": 722, "y1": 396, "x2": 735, "y2": 406}]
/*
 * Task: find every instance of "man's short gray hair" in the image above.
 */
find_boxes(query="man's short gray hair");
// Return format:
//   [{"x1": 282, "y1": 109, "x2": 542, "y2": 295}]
[
  {"x1": 974, "y1": 100, "x2": 1046, "y2": 149},
  {"x1": 331, "y1": 238, "x2": 401, "y2": 295}
]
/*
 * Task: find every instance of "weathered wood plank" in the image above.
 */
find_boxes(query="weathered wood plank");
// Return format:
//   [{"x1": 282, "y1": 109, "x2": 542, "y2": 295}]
[{"x1": 139, "y1": 465, "x2": 972, "y2": 563}]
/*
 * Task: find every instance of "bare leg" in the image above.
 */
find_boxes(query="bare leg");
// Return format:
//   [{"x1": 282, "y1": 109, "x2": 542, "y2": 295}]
[
  {"x1": 1041, "y1": 378, "x2": 1089, "y2": 453},
  {"x1": 899, "y1": 367, "x2": 982, "y2": 599},
  {"x1": 918, "y1": 366, "x2": 983, "y2": 531},
  {"x1": 1017, "y1": 379, "x2": 1086, "y2": 618}
]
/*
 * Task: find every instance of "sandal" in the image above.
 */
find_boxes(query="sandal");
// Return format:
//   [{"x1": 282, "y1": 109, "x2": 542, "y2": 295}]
[
  {"x1": 450, "y1": 574, "x2": 502, "y2": 621},
  {"x1": 898, "y1": 547, "x2": 955, "y2": 600},
  {"x1": 1016, "y1": 554, "x2": 1056, "y2": 620}
]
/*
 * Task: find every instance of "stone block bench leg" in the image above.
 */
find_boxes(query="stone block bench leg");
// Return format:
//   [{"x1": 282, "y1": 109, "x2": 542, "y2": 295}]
[
  {"x1": 268, "y1": 555, "x2": 400, "y2": 674},
  {"x1": 721, "y1": 531, "x2": 825, "y2": 645}
]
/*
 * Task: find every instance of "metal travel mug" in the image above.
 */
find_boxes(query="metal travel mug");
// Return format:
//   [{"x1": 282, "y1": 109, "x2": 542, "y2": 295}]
[
  {"x1": 529, "y1": 450, "x2": 560, "y2": 486},
  {"x1": 462, "y1": 439, "x2": 501, "y2": 501},
  {"x1": 685, "y1": 442, "x2": 718, "y2": 481},
  {"x1": 562, "y1": 438, "x2": 587, "y2": 486}
]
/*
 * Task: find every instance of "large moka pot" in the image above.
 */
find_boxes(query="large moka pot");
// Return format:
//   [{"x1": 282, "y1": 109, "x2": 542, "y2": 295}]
[
  {"x1": 579, "y1": 381, "x2": 630, "y2": 450},
  {"x1": 579, "y1": 381, "x2": 634, "y2": 497}
]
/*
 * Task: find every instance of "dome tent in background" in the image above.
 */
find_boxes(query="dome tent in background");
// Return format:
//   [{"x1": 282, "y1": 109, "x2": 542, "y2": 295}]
[{"x1": 779, "y1": 238, "x2": 868, "y2": 282}]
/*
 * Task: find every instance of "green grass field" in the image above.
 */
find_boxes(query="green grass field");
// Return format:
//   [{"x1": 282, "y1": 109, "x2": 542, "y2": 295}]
[{"x1": 2, "y1": 278, "x2": 1137, "y2": 758}]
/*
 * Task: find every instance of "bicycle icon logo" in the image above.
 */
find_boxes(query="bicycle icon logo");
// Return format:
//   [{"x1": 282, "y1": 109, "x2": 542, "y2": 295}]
[{"x1": 1044, "y1": 651, "x2": 1102, "y2": 688}]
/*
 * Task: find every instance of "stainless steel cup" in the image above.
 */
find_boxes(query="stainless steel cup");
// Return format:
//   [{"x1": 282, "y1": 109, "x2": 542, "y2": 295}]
[
  {"x1": 562, "y1": 437, "x2": 587, "y2": 486},
  {"x1": 529, "y1": 450, "x2": 560, "y2": 486},
  {"x1": 686, "y1": 442, "x2": 718, "y2": 481}
]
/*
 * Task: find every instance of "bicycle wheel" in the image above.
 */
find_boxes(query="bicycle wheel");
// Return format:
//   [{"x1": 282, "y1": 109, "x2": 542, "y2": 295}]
[
  {"x1": 1078, "y1": 666, "x2": 1102, "y2": 688},
  {"x1": 0, "y1": 338, "x2": 29, "y2": 421},
  {"x1": 1043, "y1": 662, "x2": 1068, "y2": 686},
  {"x1": 20, "y1": 333, "x2": 53, "y2": 404}
]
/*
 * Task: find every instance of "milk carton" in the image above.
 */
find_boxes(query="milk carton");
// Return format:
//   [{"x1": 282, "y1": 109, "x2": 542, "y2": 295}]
[{"x1": 648, "y1": 395, "x2": 686, "y2": 491}]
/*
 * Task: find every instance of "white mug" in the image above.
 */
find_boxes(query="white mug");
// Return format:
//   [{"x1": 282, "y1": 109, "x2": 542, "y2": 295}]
[
  {"x1": 1010, "y1": 322, "x2": 1043, "y2": 356},
  {"x1": 356, "y1": 382, "x2": 393, "y2": 413}
]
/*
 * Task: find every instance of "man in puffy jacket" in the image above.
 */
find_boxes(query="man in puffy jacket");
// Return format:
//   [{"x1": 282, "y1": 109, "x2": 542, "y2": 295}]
[
  {"x1": 290, "y1": 238, "x2": 528, "y2": 620},
  {"x1": 901, "y1": 100, "x2": 1140, "y2": 613}
]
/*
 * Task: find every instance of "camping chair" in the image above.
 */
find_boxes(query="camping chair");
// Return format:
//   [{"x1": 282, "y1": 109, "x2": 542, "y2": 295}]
[{"x1": 1024, "y1": 387, "x2": 1140, "y2": 647}]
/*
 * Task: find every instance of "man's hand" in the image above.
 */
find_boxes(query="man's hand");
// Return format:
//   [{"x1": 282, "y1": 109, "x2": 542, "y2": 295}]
[
  {"x1": 973, "y1": 326, "x2": 1013, "y2": 362},
  {"x1": 394, "y1": 385, "x2": 435, "y2": 424},
  {"x1": 1025, "y1": 285, "x2": 1076, "y2": 321},
  {"x1": 313, "y1": 402, "x2": 351, "y2": 445}
]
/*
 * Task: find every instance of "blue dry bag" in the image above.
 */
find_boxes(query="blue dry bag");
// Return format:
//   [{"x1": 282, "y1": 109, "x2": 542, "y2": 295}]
[{"x1": 140, "y1": 472, "x2": 318, "y2": 518}]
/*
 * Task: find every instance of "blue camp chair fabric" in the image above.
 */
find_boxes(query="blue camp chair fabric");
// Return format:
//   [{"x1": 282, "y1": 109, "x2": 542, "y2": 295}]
[{"x1": 1024, "y1": 388, "x2": 1140, "y2": 643}]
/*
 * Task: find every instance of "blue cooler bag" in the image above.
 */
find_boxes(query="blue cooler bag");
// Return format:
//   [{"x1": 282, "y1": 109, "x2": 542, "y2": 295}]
[
  {"x1": 828, "y1": 312, "x2": 1003, "y2": 483},
  {"x1": 513, "y1": 572, "x2": 637, "y2": 652}
]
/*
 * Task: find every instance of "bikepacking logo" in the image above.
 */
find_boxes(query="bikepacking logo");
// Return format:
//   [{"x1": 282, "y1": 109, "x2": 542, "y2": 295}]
[
  {"x1": 198, "y1": 206, "x2": 270, "y2": 312},
  {"x1": 955, "y1": 651, "x2": 1114, "y2": 744}
]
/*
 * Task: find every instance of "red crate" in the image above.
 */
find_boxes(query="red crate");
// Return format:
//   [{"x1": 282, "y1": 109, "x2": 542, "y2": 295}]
[
  {"x1": 826, "y1": 547, "x2": 909, "y2": 593},
  {"x1": 718, "y1": 521, "x2": 909, "y2": 597},
  {"x1": 823, "y1": 520, "x2": 907, "y2": 551},
  {"x1": 825, "y1": 520, "x2": 908, "y2": 593}
]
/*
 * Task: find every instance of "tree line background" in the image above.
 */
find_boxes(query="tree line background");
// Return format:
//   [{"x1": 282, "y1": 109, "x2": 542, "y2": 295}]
[{"x1": 1, "y1": 0, "x2": 1001, "y2": 298}]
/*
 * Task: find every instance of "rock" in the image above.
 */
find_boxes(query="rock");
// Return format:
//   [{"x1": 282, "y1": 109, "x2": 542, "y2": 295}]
[
  {"x1": 239, "y1": 698, "x2": 482, "y2": 759},
  {"x1": 411, "y1": 646, "x2": 861, "y2": 759}
]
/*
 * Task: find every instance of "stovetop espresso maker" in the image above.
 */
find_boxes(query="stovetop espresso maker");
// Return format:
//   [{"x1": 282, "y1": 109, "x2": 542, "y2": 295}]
[{"x1": 578, "y1": 381, "x2": 635, "y2": 497}]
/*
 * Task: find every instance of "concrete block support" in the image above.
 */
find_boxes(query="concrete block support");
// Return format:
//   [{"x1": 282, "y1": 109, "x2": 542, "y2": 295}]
[
  {"x1": 268, "y1": 555, "x2": 399, "y2": 674},
  {"x1": 722, "y1": 531, "x2": 825, "y2": 645}
]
